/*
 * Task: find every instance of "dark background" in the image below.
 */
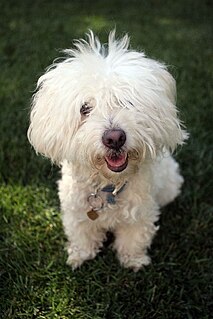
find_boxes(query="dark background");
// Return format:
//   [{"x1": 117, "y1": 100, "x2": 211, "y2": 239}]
[{"x1": 0, "y1": 1, "x2": 212, "y2": 318}]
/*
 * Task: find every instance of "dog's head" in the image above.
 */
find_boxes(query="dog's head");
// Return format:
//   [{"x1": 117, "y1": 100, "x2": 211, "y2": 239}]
[{"x1": 28, "y1": 31, "x2": 187, "y2": 179}]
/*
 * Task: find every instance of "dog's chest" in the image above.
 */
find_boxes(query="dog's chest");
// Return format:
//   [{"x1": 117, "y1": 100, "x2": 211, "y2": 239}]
[{"x1": 85, "y1": 183, "x2": 127, "y2": 222}]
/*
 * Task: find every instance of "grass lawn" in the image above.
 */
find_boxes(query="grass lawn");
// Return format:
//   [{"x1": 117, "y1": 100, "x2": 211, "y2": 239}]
[{"x1": 0, "y1": 0, "x2": 212, "y2": 318}]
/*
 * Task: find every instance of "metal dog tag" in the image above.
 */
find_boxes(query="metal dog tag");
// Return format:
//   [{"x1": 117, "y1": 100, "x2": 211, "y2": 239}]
[
  {"x1": 87, "y1": 209, "x2": 99, "y2": 220},
  {"x1": 87, "y1": 193, "x2": 104, "y2": 211}
]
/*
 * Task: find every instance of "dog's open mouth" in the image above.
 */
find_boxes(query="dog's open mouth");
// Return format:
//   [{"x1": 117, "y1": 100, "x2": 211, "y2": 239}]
[{"x1": 105, "y1": 152, "x2": 128, "y2": 172}]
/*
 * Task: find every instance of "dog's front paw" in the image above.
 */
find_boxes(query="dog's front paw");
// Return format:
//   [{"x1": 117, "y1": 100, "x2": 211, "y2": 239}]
[
  {"x1": 66, "y1": 244, "x2": 98, "y2": 270},
  {"x1": 118, "y1": 253, "x2": 151, "y2": 272},
  {"x1": 66, "y1": 255, "x2": 86, "y2": 270}
]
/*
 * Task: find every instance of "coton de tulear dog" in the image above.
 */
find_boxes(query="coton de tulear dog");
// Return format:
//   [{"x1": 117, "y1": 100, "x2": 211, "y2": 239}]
[{"x1": 28, "y1": 31, "x2": 187, "y2": 271}]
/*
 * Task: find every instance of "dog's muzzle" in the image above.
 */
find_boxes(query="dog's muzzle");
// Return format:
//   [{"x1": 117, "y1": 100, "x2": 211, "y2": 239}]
[{"x1": 102, "y1": 129, "x2": 128, "y2": 172}]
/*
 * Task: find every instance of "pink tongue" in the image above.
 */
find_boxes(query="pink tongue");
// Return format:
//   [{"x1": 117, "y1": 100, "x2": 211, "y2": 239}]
[{"x1": 106, "y1": 154, "x2": 126, "y2": 168}]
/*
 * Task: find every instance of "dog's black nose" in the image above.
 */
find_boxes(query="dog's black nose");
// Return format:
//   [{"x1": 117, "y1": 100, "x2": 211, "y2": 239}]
[{"x1": 102, "y1": 129, "x2": 126, "y2": 150}]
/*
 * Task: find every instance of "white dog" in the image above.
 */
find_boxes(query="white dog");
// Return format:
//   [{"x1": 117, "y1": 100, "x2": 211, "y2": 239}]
[{"x1": 28, "y1": 31, "x2": 187, "y2": 271}]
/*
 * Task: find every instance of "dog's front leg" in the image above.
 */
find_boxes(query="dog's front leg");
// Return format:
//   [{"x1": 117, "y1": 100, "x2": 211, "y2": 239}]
[
  {"x1": 113, "y1": 217, "x2": 159, "y2": 271},
  {"x1": 63, "y1": 220, "x2": 106, "y2": 270}
]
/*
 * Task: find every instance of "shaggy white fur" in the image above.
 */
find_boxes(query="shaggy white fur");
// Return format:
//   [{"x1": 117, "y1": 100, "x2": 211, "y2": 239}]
[{"x1": 28, "y1": 31, "x2": 187, "y2": 271}]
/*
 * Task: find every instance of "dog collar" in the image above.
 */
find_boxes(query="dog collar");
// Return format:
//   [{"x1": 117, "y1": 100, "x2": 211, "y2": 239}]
[
  {"x1": 87, "y1": 183, "x2": 127, "y2": 220},
  {"x1": 101, "y1": 183, "x2": 127, "y2": 204}
]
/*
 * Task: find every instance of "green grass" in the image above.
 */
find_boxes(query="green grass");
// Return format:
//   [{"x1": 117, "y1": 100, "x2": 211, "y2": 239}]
[{"x1": 0, "y1": 0, "x2": 212, "y2": 318}]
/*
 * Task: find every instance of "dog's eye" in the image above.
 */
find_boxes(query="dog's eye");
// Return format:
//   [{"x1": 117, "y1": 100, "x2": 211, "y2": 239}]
[{"x1": 80, "y1": 103, "x2": 92, "y2": 116}]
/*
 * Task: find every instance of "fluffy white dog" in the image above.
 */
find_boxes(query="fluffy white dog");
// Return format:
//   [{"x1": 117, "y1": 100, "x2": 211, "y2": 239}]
[{"x1": 28, "y1": 31, "x2": 187, "y2": 271}]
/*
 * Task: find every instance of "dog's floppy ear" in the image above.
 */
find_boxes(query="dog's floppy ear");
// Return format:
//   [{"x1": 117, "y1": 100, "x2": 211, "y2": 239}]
[
  {"x1": 28, "y1": 67, "x2": 79, "y2": 163},
  {"x1": 141, "y1": 63, "x2": 188, "y2": 154}
]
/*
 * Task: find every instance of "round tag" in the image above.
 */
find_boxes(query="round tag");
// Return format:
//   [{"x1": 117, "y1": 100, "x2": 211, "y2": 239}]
[{"x1": 87, "y1": 193, "x2": 104, "y2": 211}]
